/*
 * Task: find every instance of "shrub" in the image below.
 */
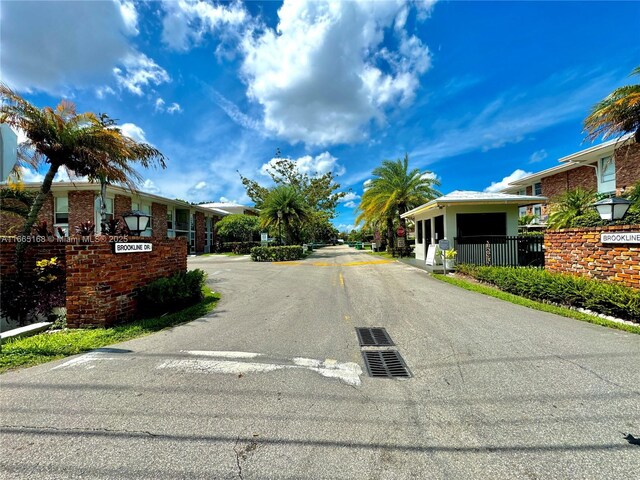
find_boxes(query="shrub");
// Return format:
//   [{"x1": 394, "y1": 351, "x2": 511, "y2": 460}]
[
  {"x1": 218, "y1": 241, "x2": 260, "y2": 254},
  {"x1": 456, "y1": 264, "x2": 639, "y2": 322},
  {"x1": 0, "y1": 257, "x2": 66, "y2": 326},
  {"x1": 137, "y1": 269, "x2": 207, "y2": 316},
  {"x1": 250, "y1": 245, "x2": 304, "y2": 262}
]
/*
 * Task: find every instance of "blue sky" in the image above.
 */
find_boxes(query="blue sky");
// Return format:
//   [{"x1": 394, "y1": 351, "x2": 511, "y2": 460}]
[{"x1": 3, "y1": 0, "x2": 639, "y2": 231}]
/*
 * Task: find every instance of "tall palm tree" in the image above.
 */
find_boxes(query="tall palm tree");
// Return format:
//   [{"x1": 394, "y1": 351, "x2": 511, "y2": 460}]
[
  {"x1": 583, "y1": 65, "x2": 640, "y2": 142},
  {"x1": 260, "y1": 185, "x2": 310, "y2": 245},
  {"x1": 356, "y1": 154, "x2": 440, "y2": 251},
  {"x1": 0, "y1": 85, "x2": 165, "y2": 267},
  {"x1": 547, "y1": 188, "x2": 597, "y2": 230}
]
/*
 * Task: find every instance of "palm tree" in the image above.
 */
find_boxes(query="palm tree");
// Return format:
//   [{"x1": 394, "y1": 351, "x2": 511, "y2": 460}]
[
  {"x1": 356, "y1": 154, "x2": 440, "y2": 251},
  {"x1": 583, "y1": 66, "x2": 640, "y2": 142},
  {"x1": 547, "y1": 188, "x2": 597, "y2": 230},
  {"x1": 260, "y1": 185, "x2": 311, "y2": 245},
  {"x1": 0, "y1": 85, "x2": 165, "y2": 267}
]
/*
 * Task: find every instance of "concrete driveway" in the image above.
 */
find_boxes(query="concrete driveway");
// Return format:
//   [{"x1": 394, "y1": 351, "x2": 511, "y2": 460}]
[{"x1": 1, "y1": 245, "x2": 639, "y2": 479}]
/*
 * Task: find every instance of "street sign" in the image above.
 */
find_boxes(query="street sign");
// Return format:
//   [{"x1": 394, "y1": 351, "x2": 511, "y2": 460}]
[
  {"x1": 114, "y1": 242, "x2": 152, "y2": 254},
  {"x1": 396, "y1": 227, "x2": 405, "y2": 237},
  {"x1": 438, "y1": 239, "x2": 450, "y2": 251},
  {"x1": 397, "y1": 237, "x2": 406, "y2": 248}
]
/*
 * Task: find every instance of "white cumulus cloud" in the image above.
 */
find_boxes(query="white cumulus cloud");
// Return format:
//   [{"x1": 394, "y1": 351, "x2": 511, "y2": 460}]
[
  {"x1": 343, "y1": 201, "x2": 358, "y2": 208},
  {"x1": 484, "y1": 169, "x2": 532, "y2": 193},
  {"x1": 340, "y1": 192, "x2": 361, "y2": 202},
  {"x1": 1, "y1": 0, "x2": 168, "y2": 96},
  {"x1": 114, "y1": 53, "x2": 170, "y2": 96},
  {"x1": 260, "y1": 152, "x2": 345, "y2": 178},
  {"x1": 161, "y1": 0, "x2": 248, "y2": 51},
  {"x1": 142, "y1": 179, "x2": 161, "y2": 194},
  {"x1": 120, "y1": 123, "x2": 148, "y2": 144},
  {"x1": 239, "y1": 0, "x2": 432, "y2": 146}
]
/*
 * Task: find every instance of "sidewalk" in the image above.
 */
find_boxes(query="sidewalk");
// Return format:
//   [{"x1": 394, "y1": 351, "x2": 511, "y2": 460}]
[{"x1": 397, "y1": 255, "x2": 447, "y2": 274}]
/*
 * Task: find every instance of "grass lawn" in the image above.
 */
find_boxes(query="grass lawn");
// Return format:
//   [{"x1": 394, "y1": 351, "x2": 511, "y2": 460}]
[
  {"x1": 433, "y1": 274, "x2": 640, "y2": 335},
  {"x1": 0, "y1": 288, "x2": 220, "y2": 373},
  {"x1": 365, "y1": 250, "x2": 396, "y2": 260}
]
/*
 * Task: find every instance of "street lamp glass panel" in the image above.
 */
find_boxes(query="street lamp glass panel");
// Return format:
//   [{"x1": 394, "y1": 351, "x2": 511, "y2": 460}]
[
  {"x1": 123, "y1": 210, "x2": 150, "y2": 234},
  {"x1": 592, "y1": 197, "x2": 631, "y2": 221}
]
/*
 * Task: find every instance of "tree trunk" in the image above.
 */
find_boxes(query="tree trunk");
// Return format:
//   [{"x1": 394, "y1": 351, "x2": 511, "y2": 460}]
[
  {"x1": 99, "y1": 177, "x2": 107, "y2": 234},
  {"x1": 16, "y1": 162, "x2": 60, "y2": 274},
  {"x1": 385, "y1": 216, "x2": 394, "y2": 253}
]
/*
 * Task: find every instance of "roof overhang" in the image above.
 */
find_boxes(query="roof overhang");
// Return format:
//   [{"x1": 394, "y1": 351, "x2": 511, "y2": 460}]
[
  {"x1": 401, "y1": 195, "x2": 547, "y2": 219},
  {"x1": 16, "y1": 182, "x2": 227, "y2": 217}
]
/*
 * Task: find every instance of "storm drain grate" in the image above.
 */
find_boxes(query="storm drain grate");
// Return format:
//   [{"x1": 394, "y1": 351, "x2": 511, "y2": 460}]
[
  {"x1": 356, "y1": 327, "x2": 394, "y2": 347},
  {"x1": 362, "y1": 350, "x2": 411, "y2": 378}
]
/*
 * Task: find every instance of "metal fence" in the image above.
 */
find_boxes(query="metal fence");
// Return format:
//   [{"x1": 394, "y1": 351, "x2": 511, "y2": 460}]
[{"x1": 454, "y1": 235, "x2": 544, "y2": 267}]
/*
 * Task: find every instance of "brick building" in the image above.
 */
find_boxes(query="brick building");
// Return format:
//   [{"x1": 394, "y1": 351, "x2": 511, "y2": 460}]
[
  {"x1": 502, "y1": 136, "x2": 640, "y2": 223},
  {"x1": 4, "y1": 182, "x2": 229, "y2": 254}
]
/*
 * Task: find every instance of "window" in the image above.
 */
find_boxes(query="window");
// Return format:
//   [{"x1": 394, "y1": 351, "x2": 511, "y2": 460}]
[
  {"x1": 534, "y1": 182, "x2": 542, "y2": 196},
  {"x1": 167, "y1": 209, "x2": 173, "y2": 230},
  {"x1": 518, "y1": 206, "x2": 527, "y2": 218},
  {"x1": 417, "y1": 220, "x2": 423, "y2": 243},
  {"x1": 518, "y1": 189, "x2": 526, "y2": 196},
  {"x1": 600, "y1": 156, "x2": 615, "y2": 182},
  {"x1": 533, "y1": 205, "x2": 542, "y2": 222},
  {"x1": 54, "y1": 196, "x2": 68, "y2": 236}
]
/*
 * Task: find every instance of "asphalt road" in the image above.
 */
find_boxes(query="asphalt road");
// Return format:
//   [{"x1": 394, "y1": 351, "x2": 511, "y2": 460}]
[{"x1": 1, "y1": 245, "x2": 639, "y2": 479}]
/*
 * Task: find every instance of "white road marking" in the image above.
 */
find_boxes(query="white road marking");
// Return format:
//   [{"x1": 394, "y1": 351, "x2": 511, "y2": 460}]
[
  {"x1": 158, "y1": 359, "x2": 286, "y2": 375},
  {"x1": 183, "y1": 350, "x2": 261, "y2": 358},
  {"x1": 52, "y1": 352, "x2": 121, "y2": 370},
  {"x1": 159, "y1": 352, "x2": 363, "y2": 386}
]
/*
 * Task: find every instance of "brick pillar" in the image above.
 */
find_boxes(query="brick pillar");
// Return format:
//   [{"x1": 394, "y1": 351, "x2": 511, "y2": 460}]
[
  {"x1": 195, "y1": 211, "x2": 205, "y2": 253},
  {"x1": 151, "y1": 202, "x2": 168, "y2": 239},
  {"x1": 68, "y1": 191, "x2": 95, "y2": 236},
  {"x1": 114, "y1": 194, "x2": 132, "y2": 220},
  {"x1": 36, "y1": 192, "x2": 55, "y2": 231}
]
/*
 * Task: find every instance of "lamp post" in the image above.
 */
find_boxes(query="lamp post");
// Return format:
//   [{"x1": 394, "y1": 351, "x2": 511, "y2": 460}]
[
  {"x1": 277, "y1": 210, "x2": 283, "y2": 245},
  {"x1": 122, "y1": 210, "x2": 151, "y2": 236},
  {"x1": 592, "y1": 197, "x2": 632, "y2": 222}
]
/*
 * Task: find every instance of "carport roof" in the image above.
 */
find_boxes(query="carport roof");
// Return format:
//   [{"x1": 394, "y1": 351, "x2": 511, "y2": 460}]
[{"x1": 401, "y1": 190, "x2": 547, "y2": 218}]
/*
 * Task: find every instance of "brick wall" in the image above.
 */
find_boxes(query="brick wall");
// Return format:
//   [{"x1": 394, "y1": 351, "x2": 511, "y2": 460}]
[
  {"x1": 545, "y1": 224, "x2": 640, "y2": 289},
  {"x1": 195, "y1": 212, "x2": 205, "y2": 253},
  {"x1": 0, "y1": 241, "x2": 67, "y2": 279},
  {"x1": 114, "y1": 194, "x2": 132, "y2": 220},
  {"x1": 615, "y1": 143, "x2": 640, "y2": 193},
  {"x1": 151, "y1": 202, "x2": 168, "y2": 239},
  {"x1": 1, "y1": 238, "x2": 188, "y2": 328},
  {"x1": 68, "y1": 191, "x2": 95, "y2": 234},
  {"x1": 65, "y1": 238, "x2": 187, "y2": 328},
  {"x1": 541, "y1": 165, "x2": 598, "y2": 200}
]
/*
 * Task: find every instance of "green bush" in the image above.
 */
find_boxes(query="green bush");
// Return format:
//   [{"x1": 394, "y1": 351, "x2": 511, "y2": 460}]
[
  {"x1": 137, "y1": 269, "x2": 207, "y2": 316},
  {"x1": 250, "y1": 245, "x2": 304, "y2": 262},
  {"x1": 456, "y1": 264, "x2": 639, "y2": 322},
  {"x1": 218, "y1": 241, "x2": 260, "y2": 254}
]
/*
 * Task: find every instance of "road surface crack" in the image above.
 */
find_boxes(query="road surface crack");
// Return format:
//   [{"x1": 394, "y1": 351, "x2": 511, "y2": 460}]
[
  {"x1": 553, "y1": 355, "x2": 640, "y2": 395},
  {"x1": 234, "y1": 435, "x2": 259, "y2": 479}
]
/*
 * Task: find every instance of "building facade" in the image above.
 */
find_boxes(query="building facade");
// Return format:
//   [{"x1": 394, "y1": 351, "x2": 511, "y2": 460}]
[
  {"x1": 502, "y1": 137, "x2": 640, "y2": 223},
  {"x1": 3, "y1": 183, "x2": 227, "y2": 254}
]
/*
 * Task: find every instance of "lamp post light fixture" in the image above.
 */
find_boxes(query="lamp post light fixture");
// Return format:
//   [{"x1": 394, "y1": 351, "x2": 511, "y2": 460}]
[
  {"x1": 592, "y1": 197, "x2": 632, "y2": 222},
  {"x1": 122, "y1": 210, "x2": 151, "y2": 236},
  {"x1": 277, "y1": 210, "x2": 283, "y2": 245}
]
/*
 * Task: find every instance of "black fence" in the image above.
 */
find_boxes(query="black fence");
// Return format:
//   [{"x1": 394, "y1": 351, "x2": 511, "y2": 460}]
[{"x1": 454, "y1": 235, "x2": 544, "y2": 267}]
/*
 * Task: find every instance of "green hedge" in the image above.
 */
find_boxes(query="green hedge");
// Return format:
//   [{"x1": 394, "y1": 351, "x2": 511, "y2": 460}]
[
  {"x1": 250, "y1": 246, "x2": 304, "y2": 262},
  {"x1": 218, "y1": 241, "x2": 260, "y2": 254},
  {"x1": 137, "y1": 269, "x2": 207, "y2": 316},
  {"x1": 456, "y1": 264, "x2": 639, "y2": 322}
]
